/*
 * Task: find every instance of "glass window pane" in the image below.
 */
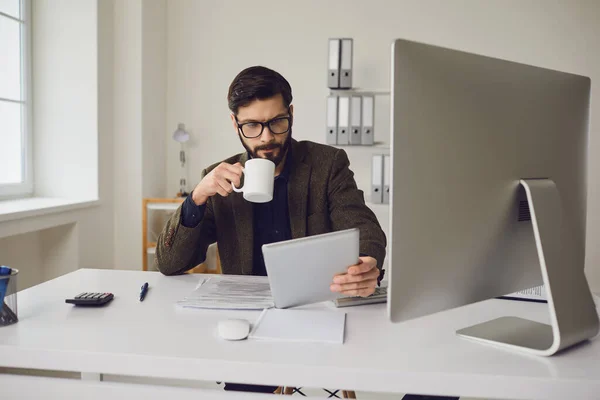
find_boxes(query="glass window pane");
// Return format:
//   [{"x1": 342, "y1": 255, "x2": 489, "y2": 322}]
[
  {"x1": 0, "y1": 16, "x2": 21, "y2": 101},
  {"x1": 0, "y1": 0, "x2": 20, "y2": 20},
  {"x1": 0, "y1": 101, "x2": 23, "y2": 184}
]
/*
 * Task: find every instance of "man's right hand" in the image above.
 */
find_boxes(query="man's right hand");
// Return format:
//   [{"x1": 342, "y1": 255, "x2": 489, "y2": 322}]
[{"x1": 191, "y1": 162, "x2": 243, "y2": 206}]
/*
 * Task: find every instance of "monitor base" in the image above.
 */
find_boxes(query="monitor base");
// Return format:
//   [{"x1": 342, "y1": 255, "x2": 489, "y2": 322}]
[{"x1": 457, "y1": 179, "x2": 599, "y2": 356}]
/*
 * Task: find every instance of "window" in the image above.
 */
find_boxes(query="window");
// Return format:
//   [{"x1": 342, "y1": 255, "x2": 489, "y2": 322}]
[{"x1": 0, "y1": 0, "x2": 31, "y2": 198}]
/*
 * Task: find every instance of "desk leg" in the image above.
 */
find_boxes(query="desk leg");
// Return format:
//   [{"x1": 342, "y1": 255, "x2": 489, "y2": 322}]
[{"x1": 81, "y1": 372, "x2": 103, "y2": 381}]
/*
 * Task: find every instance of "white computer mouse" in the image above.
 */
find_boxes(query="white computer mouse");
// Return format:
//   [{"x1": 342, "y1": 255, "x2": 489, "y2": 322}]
[{"x1": 217, "y1": 318, "x2": 250, "y2": 341}]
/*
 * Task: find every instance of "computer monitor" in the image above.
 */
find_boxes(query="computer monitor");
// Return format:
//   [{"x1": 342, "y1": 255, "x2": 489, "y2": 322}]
[{"x1": 387, "y1": 38, "x2": 599, "y2": 356}]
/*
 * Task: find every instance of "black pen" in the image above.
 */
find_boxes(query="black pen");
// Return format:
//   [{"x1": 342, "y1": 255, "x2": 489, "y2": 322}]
[{"x1": 139, "y1": 282, "x2": 149, "y2": 301}]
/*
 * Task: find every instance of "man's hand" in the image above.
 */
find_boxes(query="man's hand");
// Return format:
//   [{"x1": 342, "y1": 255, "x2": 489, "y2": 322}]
[
  {"x1": 191, "y1": 162, "x2": 244, "y2": 206},
  {"x1": 330, "y1": 256, "x2": 379, "y2": 297}
]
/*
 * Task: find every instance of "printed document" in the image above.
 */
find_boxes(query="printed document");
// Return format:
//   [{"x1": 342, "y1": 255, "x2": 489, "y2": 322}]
[{"x1": 177, "y1": 275, "x2": 274, "y2": 310}]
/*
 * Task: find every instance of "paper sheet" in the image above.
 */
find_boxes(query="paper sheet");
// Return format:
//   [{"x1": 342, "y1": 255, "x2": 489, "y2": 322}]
[
  {"x1": 177, "y1": 275, "x2": 274, "y2": 310},
  {"x1": 503, "y1": 285, "x2": 547, "y2": 301},
  {"x1": 502, "y1": 285, "x2": 600, "y2": 312}
]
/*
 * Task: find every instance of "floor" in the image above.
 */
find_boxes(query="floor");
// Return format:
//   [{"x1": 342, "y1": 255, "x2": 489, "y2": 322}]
[
  {"x1": 103, "y1": 374, "x2": 492, "y2": 399},
  {"x1": 0, "y1": 367, "x2": 498, "y2": 399}
]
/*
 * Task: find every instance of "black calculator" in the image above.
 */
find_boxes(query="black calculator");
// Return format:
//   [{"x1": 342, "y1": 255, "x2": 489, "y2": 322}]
[{"x1": 66, "y1": 292, "x2": 114, "y2": 306}]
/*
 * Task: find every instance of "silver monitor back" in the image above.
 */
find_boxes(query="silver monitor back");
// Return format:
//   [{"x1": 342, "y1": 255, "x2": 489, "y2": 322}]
[{"x1": 388, "y1": 39, "x2": 598, "y2": 355}]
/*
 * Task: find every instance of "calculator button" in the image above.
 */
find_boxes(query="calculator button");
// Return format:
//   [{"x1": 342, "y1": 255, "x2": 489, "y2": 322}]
[{"x1": 75, "y1": 293, "x2": 86, "y2": 299}]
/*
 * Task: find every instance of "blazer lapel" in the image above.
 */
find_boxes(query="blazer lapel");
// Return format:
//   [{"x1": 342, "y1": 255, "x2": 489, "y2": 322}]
[
  {"x1": 288, "y1": 142, "x2": 310, "y2": 239},
  {"x1": 231, "y1": 152, "x2": 254, "y2": 275}
]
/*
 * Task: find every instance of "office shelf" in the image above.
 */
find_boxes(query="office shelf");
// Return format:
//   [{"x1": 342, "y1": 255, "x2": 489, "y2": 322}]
[
  {"x1": 365, "y1": 199, "x2": 389, "y2": 208},
  {"x1": 325, "y1": 41, "x2": 391, "y2": 242},
  {"x1": 142, "y1": 197, "x2": 222, "y2": 274},
  {"x1": 329, "y1": 88, "x2": 390, "y2": 96},
  {"x1": 142, "y1": 198, "x2": 184, "y2": 271},
  {"x1": 146, "y1": 202, "x2": 181, "y2": 211},
  {"x1": 335, "y1": 141, "x2": 389, "y2": 150}
]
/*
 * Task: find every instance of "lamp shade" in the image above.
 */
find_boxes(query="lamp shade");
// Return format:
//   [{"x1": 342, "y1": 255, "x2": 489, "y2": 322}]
[{"x1": 172, "y1": 123, "x2": 190, "y2": 143}]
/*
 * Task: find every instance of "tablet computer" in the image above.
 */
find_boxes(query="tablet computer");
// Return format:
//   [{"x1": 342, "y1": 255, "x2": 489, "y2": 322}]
[{"x1": 262, "y1": 228, "x2": 359, "y2": 308}]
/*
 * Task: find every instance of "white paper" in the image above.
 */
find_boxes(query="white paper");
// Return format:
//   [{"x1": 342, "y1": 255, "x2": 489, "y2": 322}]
[
  {"x1": 503, "y1": 285, "x2": 600, "y2": 312},
  {"x1": 504, "y1": 285, "x2": 547, "y2": 301},
  {"x1": 177, "y1": 275, "x2": 274, "y2": 310},
  {"x1": 249, "y1": 308, "x2": 346, "y2": 344}
]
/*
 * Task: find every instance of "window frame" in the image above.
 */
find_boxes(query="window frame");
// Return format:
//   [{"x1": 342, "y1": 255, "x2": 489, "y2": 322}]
[{"x1": 0, "y1": 0, "x2": 33, "y2": 199}]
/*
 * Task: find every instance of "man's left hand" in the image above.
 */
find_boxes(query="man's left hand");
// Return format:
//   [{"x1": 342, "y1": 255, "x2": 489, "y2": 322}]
[{"x1": 330, "y1": 256, "x2": 379, "y2": 297}]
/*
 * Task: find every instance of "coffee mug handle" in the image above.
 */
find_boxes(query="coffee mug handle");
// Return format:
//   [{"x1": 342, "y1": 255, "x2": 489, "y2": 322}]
[{"x1": 231, "y1": 168, "x2": 245, "y2": 193}]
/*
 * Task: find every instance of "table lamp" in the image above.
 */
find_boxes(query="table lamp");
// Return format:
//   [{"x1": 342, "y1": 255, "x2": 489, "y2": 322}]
[{"x1": 173, "y1": 123, "x2": 190, "y2": 197}]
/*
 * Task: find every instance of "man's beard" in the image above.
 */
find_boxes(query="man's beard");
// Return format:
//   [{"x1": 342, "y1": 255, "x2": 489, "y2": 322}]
[{"x1": 240, "y1": 129, "x2": 292, "y2": 167}]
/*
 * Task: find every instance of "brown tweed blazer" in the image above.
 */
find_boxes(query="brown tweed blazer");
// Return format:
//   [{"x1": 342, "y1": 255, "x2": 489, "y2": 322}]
[{"x1": 155, "y1": 139, "x2": 386, "y2": 276}]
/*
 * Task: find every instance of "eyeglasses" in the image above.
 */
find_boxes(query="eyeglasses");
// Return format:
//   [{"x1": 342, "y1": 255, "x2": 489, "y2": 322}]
[{"x1": 236, "y1": 114, "x2": 292, "y2": 139}]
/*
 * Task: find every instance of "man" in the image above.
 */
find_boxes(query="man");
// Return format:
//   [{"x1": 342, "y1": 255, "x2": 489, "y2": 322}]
[
  {"x1": 155, "y1": 66, "x2": 386, "y2": 394},
  {"x1": 156, "y1": 66, "x2": 386, "y2": 296}
]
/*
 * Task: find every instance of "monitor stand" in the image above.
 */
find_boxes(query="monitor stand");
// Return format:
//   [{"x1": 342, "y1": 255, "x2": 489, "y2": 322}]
[{"x1": 457, "y1": 179, "x2": 599, "y2": 356}]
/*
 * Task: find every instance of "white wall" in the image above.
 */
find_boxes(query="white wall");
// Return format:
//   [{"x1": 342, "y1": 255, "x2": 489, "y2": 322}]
[
  {"x1": 0, "y1": 231, "x2": 42, "y2": 290},
  {"x1": 166, "y1": 0, "x2": 600, "y2": 291},
  {"x1": 113, "y1": 0, "x2": 143, "y2": 270},
  {"x1": 0, "y1": 0, "x2": 116, "y2": 289},
  {"x1": 2, "y1": 0, "x2": 167, "y2": 282},
  {"x1": 113, "y1": 0, "x2": 168, "y2": 270},
  {"x1": 142, "y1": 0, "x2": 167, "y2": 199},
  {"x1": 33, "y1": 0, "x2": 98, "y2": 200}
]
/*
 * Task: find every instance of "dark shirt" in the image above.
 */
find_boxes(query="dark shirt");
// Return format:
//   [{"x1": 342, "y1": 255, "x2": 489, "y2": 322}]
[{"x1": 181, "y1": 153, "x2": 293, "y2": 276}]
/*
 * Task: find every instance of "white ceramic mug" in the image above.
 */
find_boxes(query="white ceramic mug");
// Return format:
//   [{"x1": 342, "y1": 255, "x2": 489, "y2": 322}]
[{"x1": 232, "y1": 158, "x2": 275, "y2": 203}]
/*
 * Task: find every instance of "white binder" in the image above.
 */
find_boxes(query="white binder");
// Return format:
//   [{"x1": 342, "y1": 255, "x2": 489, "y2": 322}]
[
  {"x1": 371, "y1": 154, "x2": 384, "y2": 204},
  {"x1": 328, "y1": 39, "x2": 341, "y2": 89},
  {"x1": 361, "y1": 95, "x2": 374, "y2": 145},
  {"x1": 383, "y1": 154, "x2": 391, "y2": 204},
  {"x1": 337, "y1": 96, "x2": 350, "y2": 145},
  {"x1": 340, "y1": 38, "x2": 353, "y2": 89},
  {"x1": 350, "y1": 96, "x2": 362, "y2": 145},
  {"x1": 326, "y1": 96, "x2": 338, "y2": 145}
]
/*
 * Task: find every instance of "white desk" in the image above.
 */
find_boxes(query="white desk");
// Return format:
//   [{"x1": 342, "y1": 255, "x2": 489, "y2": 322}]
[{"x1": 1, "y1": 269, "x2": 599, "y2": 399}]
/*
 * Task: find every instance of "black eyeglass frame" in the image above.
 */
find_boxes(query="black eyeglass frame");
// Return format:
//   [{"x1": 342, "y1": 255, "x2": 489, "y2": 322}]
[{"x1": 235, "y1": 108, "x2": 293, "y2": 139}]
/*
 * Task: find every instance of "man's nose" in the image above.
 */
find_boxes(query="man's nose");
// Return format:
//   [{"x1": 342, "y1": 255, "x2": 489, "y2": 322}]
[{"x1": 260, "y1": 125, "x2": 275, "y2": 142}]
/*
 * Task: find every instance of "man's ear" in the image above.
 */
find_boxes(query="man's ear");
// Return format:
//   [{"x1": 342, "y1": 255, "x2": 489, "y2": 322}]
[
  {"x1": 289, "y1": 104, "x2": 294, "y2": 119},
  {"x1": 230, "y1": 113, "x2": 238, "y2": 133}
]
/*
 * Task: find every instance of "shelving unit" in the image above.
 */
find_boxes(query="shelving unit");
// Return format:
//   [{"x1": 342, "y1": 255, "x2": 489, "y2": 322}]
[
  {"x1": 142, "y1": 198, "x2": 184, "y2": 271},
  {"x1": 326, "y1": 86, "x2": 391, "y2": 149},
  {"x1": 326, "y1": 86, "x2": 391, "y2": 208},
  {"x1": 146, "y1": 202, "x2": 181, "y2": 211},
  {"x1": 329, "y1": 88, "x2": 391, "y2": 96},
  {"x1": 326, "y1": 47, "x2": 391, "y2": 268},
  {"x1": 334, "y1": 141, "x2": 389, "y2": 150},
  {"x1": 142, "y1": 197, "x2": 222, "y2": 274}
]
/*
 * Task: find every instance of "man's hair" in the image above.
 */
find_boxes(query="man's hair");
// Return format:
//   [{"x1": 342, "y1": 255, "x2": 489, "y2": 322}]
[{"x1": 227, "y1": 66, "x2": 293, "y2": 115}]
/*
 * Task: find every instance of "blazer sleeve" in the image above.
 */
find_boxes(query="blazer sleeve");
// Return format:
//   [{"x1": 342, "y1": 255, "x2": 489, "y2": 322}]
[
  {"x1": 154, "y1": 169, "x2": 218, "y2": 275},
  {"x1": 327, "y1": 149, "x2": 387, "y2": 272}
]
